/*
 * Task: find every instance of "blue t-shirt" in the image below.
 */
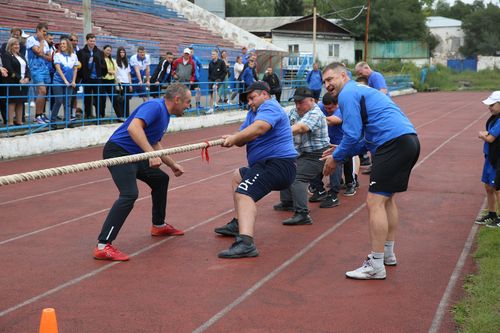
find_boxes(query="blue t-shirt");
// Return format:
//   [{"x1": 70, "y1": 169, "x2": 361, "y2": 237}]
[
  {"x1": 368, "y1": 71, "x2": 390, "y2": 96},
  {"x1": 241, "y1": 67, "x2": 255, "y2": 86},
  {"x1": 53, "y1": 52, "x2": 78, "y2": 84},
  {"x1": 109, "y1": 98, "x2": 170, "y2": 154},
  {"x1": 306, "y1": 70, "x2": 323, "y2": 90},
  {"x1": 484, "y1": 117, "x2": 500, "y2": 156},
  {"x1": 333, "y1": 80, "x2": 416, "y2": 162},
  {"x1": 26, "y1": 36, "x2": 50, "y2": 73},
  {"x1": 318, "y1": 102, "x2": 343, "y2": 145},
  {"x1": 192, "y1": 55, "x2": 203, "y2": 81},
  {"x1": 240, "y1": 99, "x2": 297, "y2": 166}
]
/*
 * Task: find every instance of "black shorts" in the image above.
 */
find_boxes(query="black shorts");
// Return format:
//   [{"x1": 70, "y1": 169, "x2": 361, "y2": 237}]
[
  {"x1": 190, "y1": 82, "x2": 199, "y2": 90},
  {"x1": 208, "y1": 81, "x2": 220, "y2": 93},
  {"x1": 236, "y1": 158, "x2": 296, "y2": 202},
  {"x1": 369, "y1": 134, "x2": 420, "y2": 194}
]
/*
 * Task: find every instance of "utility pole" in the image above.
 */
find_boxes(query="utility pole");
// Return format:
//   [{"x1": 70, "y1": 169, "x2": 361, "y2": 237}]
[
  {"x1": 83, "y1": 0, "x2": 92, "y2": 36},
  {"x1": 363, "y1": 0, "x2": 371, "y2": 62},
  {"x1": 313, "y1": 0, "x2": 317, "y2": 62}
]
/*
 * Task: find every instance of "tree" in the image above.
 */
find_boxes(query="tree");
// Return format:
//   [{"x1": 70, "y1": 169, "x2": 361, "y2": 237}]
[
  {"x1": 226, "y1": 0, "x2": 274, "y2": 17},
  {"x1": 332, "y1": 0, "x2": 428, "y2": 42},
  {"x1": 274, "y1": 0, "x2": 304, "y2": 16},
  {"x1": 460, "y1": 3, "x2": 500, "y2": 56},
  {"x1": 433, "y1": 0, "x2": 484, "y2": 20}
]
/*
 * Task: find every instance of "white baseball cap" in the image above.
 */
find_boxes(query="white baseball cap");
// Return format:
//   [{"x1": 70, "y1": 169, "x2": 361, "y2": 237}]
[
  {"x1": 482, "y1": 91, "x2": 500, "y2": 105},
  {"x1": 183, "y1": 48, "x2": 191, "y2": 54}
]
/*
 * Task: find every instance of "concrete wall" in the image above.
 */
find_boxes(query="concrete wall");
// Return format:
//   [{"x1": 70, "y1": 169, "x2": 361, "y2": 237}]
[
  {"x1": 156, "y1": 0, "x2": 285, "y2": 52},
  {"x1": 478, "y1": 56, "x2": 500, "y2": 71},
  {"x1": 272, "y1": 34, "x2": 355, "y2": 65}
]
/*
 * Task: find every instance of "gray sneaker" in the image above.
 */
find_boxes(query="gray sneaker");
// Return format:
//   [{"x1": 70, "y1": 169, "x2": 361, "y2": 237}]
[
  {"x1": 218, "y1": 237, "x2": 259, "y2": 258},
  {"x1": 214, "y1": 218, "x2": 239, "y2": 237}
]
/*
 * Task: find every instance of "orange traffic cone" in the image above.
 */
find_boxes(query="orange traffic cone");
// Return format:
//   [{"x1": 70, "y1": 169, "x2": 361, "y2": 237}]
[{"x1": 39, "y1": 308, "x2": 58, "y2": 333}]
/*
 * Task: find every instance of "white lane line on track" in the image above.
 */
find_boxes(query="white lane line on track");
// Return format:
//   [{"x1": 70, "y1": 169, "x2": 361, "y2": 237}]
[
  {"x1": 0, "y1": 169, "x2": 234, "y2": 246},
  {"x1": 0, "y1": 103, "x2": 485, "y2": 323},
  {"x1": 192, "y1": 204, "x2": 367, "y2": 333},
  {"x1": 0, "y1": 209, "x2": 234, "y2": 318},
  {"x1": 0, "y1": 147, "x2": 237, "y2": 206},
  {"x1": 427, "y1": 201, "x2": 484, "y2": 333},
  {"x1": 192, "y1": 110, "x2": 486, "y2": 332}
]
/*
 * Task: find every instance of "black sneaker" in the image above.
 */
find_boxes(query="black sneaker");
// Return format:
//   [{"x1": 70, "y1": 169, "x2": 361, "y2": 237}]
[
  {"x1": 218, "y1": 237, "x2": 259, "y2": 258},
  {"x1": 319, "y1": 194, "x2": 340, "y2": 208},
  {"x1": 214, "y1": 218, "x2": 239, "y2": 236},
  {"x1": 282, "y1": 212, "x2": 312, "y2": 226},
  {"x1": 273, "y1": 201, "x2": 294, "y2": 211},
  {"x1": 475, "y1": 214, "x2": 496, "y2": 225},
  {"x1": 309, "y1": 190, "x2": 327, "y2": 202},
  {"x1": 344, "y1": 185, "x2": 357, "y2": 196},
  {"x1": 485, "y1": 217, "x2": 500, "y2": 228}
]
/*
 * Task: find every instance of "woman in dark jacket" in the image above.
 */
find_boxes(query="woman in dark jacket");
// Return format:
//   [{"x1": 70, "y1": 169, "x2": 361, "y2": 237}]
[{"x1": 1, "y1": 38, "x2": 30, "y2": 125}]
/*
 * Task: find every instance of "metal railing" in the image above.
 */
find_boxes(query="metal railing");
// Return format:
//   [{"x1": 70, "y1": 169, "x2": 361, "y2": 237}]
[{"x1": 0, "y1": 79, "x2": 306, "y2": 136}]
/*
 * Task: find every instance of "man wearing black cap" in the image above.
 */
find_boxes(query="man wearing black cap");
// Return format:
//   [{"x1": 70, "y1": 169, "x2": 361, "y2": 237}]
[
  {"x1": 214, "y1": 81, "x2": 298, "y2": 258},
  {"x1": 273, "y1": 87, "x2": 330, "y2": 225}
]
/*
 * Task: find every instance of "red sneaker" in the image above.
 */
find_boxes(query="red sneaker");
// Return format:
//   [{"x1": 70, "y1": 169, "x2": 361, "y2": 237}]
[
  {"x1": 93, "y1": 244, "x2": 129, "y2": 261},
  {"x1": 151, "y1": 224, "x2": 185, "y2": 236}
]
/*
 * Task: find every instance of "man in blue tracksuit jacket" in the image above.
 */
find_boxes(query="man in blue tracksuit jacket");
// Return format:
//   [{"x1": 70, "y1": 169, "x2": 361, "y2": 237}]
[{"x1": 321, "y1": 62, "x2": 420, "y2": 280}]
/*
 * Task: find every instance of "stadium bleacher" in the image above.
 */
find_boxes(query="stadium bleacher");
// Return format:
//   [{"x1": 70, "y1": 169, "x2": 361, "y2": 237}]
[{"x1": 0, "y1": 0, "x2": 239, "y2": 60}]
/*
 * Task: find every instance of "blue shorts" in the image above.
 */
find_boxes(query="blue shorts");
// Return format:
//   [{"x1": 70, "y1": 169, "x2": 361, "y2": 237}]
[
  {"x1": 31, "y1": 69, "x2": 51, "y2": 85},
  {"x1": 481, "y1": 159, "x2": 496, "y2": 187},
  {"x1": 236, "y1": 158, "x2": 296, "y2": 202}
]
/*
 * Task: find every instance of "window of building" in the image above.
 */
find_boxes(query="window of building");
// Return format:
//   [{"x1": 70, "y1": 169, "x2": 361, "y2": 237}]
[
  {"x1": 329, "y1": 44, "x2": 340, "y2": 57},
  {"x1": 288, "y1": 44, "x2": 299, "y2": 54}
]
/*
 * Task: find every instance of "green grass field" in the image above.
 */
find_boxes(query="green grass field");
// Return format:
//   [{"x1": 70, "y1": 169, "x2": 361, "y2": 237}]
[{"x1": 453, "y1": 227, "x2": 500, "y2": 333}]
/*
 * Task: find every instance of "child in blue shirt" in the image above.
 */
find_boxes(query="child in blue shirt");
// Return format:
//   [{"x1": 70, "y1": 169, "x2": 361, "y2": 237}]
[{"x1": 475, "y1": 91, "x2": 500, "y2": 228}]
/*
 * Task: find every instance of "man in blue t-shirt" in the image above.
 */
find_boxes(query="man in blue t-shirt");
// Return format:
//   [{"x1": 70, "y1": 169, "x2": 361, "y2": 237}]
[
  {"x1": 214, "y1": 81, "x2": 297, "y2": 259},
  {"x1": 322, "y1": 63, "x2": 420, "y2": 280},
  {"x1": 306, "y1": 62, "x2": 323, "y2": 102},
  {"x1": 93, "y1": 84, "x2": 191, "y2": 261},
  {"x1": 355, "y1": 61, "x2": 389, "y2": 96}
]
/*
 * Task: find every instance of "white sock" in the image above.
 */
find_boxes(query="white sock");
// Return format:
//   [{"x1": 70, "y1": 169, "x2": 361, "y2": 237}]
[
  {"x1": 154, "y1": 224, "x2": 166, "y2": 228},
  {"x1": 97, "y1": 243, "x2": 107, "y2": 250},
  {"x1": 370, "y1": 252, "x2": 384, "y2": 268},
  {"x1": 384, "y1": 241, "x2": 395, "y2": 257}
]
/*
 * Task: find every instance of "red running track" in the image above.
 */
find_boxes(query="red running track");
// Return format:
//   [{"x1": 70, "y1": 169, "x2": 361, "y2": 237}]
[{"x1": 0, "y1": 92, "x2": 488, "y2": 332}]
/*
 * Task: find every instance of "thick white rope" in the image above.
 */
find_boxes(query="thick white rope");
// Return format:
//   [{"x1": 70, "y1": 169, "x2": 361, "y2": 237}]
[{"x1": 0, "y1": 139, "x2": 224, "y2": 186}]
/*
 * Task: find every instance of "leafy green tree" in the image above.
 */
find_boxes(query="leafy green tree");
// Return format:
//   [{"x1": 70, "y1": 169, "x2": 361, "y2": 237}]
[
  {"x1": 460, "y1": 3, "x2": 500, "y2": 56},
  {"x1": 433, "y1": 0, "x2": 484, "y2": 20},
  {"x1": 332, "y1": 0, "x2": 428, "y2": 42},
  {"x1": 226, "y1": 0, "x2": 274, "y2": 17},
  {"x1": 274, "y1": 0, "x2": 304, "y2": 16}
]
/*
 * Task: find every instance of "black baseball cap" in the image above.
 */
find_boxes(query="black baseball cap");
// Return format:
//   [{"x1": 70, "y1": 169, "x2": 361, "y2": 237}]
[
  {"x1": 289, "y1": 87, "x2": 315, "y2": 101},
  {"x1": 245, "y1": 81, "x2": 271, "y2": 94}
]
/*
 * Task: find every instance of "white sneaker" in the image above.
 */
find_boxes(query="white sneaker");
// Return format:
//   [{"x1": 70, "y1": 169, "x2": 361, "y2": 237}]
[
  {"x1": 205, "y1": 108, "x2": 214, "y2": 114},
  {"x1": 384, "y1": 253, "x2": 397, "y2": 266},
  {"x1": 346, "y1": 255, "x2": 386, "y2": 280}
]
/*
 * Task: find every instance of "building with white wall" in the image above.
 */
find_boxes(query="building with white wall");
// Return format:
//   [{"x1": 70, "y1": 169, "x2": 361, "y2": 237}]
[{"x1": 427, "y1": 16, "x2": 464, "y2": 65}]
